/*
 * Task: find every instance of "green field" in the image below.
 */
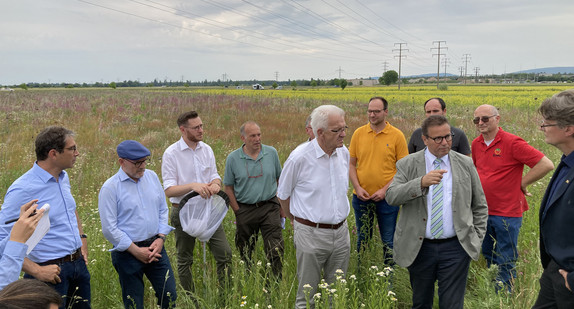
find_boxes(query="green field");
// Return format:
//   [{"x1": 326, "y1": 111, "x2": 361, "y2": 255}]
[{"x1": 0, "y1": 84, "x2": 572, "y2": 308}]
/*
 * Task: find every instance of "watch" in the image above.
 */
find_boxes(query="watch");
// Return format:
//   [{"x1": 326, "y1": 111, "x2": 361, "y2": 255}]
[
  {"x1": 157, "y1": 235, "x2": 166, "y2": 241},
  {"x1": 80, "y1": 234, "x2": 88, "y2": 239}
]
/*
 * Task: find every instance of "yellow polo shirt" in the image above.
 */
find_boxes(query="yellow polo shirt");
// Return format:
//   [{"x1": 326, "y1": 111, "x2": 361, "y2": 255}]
[{"x1": 349, "y1": 122, "x2": 408, "y2": 195}]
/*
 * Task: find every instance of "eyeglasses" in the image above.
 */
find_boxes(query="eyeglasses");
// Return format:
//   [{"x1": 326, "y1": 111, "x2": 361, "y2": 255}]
[
  {"x1": 185, "y1": 124, "x2": 204, "y2": 131},
  {"x1": 540, "y1": 121, "x2": 560, "y2": 129},
  {"x1": 367, "y1": 109, "x2": 384, "y2": 114},
  {"x1": 425, "y1": 134, "x2": 454, "y2": 144},
  {"x1": 330, "y1": 126, "x2": 348, "y2": 134},
  {"x1": 65, "y1": 146, "x2": 77, "y2": 152},
  {"x1": 125, "y1": 158, "x2": 149, "y2": 168},
  {"x1": 245, "y1": 160, "x2": 263, "y2": 178},
  {"x1": 473, "y1": 115, "x2": 497, "y2": 124}
]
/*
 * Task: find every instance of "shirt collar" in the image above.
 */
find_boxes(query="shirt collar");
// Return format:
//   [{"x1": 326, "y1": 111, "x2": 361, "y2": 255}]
[
  {"x1": 311, "y1": 138, "x2": 340, "y2": 159},
  {"x1": 424, "y1": 148, "x2": 449, "y2": 165},
  {"x1": 117, "y1": 167, "x2": 140, "y2": 183},
  {"x1": 240, "y1": 144, "x2": 266, "y2": 161},
  {"x1": 32, "y1": 162, "x2": 65, "y2": 183},
  {"x1": 366, "y1": 121, "x2": 391, "y2": 135},
  {"x1": 561, "y1": 151, "x2": 574, "y2": 169},
  {"x1": 177, "y1": 137, "x2": 202, "y2": 151}
]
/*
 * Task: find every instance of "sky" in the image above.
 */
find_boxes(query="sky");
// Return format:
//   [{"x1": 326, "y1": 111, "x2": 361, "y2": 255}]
[{"x1": 1, "y1": 0, "x2": 573, "y2": 85}]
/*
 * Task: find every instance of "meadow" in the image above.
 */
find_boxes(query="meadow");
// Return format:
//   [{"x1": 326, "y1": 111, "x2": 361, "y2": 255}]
[{"x1": 0, "y1": 84, "x2": 572, "y2": 308}]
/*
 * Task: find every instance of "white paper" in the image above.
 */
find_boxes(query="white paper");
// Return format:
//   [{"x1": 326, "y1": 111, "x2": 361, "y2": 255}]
[{"x1": 25, "y1": 203, "x2": 50, "y2": 255}]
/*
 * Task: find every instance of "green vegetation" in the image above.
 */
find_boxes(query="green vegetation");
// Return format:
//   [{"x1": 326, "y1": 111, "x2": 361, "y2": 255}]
[{"x1": 0, "y1": 85, "x2": 571, "y2": 308}]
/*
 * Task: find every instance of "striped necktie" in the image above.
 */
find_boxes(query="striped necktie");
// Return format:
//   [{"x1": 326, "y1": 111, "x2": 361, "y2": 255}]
[{"x1": 430, "y1": 158, "x2": 444, "y2": 238}]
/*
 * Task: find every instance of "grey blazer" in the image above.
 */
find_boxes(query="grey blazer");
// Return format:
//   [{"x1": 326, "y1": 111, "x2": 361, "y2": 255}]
[{"x1": 386, "y1": 150, "x2": 488, "y2": 268}]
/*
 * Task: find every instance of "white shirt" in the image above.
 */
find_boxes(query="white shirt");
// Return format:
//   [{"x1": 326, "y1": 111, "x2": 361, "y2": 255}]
[
  {"x1": 424, "y1": 149, "x2": 455, "y2": 239},
  {"x1": 161, "y1": 138, "x2": 221, "y2": 204},
  {"x1": 277, "y1": 139, "x2": 350, "y2": 224}
]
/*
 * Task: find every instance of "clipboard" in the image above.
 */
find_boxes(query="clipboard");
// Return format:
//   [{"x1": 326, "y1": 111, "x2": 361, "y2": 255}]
[{"x1": 25, "y1": 203, "x2": 50, "y2": 254}]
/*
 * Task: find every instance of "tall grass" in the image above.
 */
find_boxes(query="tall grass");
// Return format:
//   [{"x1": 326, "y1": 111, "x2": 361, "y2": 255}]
[{"x1": 0, "y1": 85, "x2": 571, "y2": 308}]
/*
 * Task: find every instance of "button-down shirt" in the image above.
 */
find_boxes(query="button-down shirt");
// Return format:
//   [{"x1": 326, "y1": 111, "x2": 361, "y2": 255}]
[
  {"x1": 0, "y1": 163, "x2": 82, "y2": 263},
  {"x1": 277, "y1": 139, "x2": 350, "y2": 224},
  {"x1": 162, "y1": 138, "x2": 221, "y2": 204},
  {"x1": 424, "y1": 149, "x2": 455, "y2": 239},
  {"x1": 0, "y1": 238, "x2": 27, "y2": 290},
  {"x1": 99, "y1": 168, "x2": 173, "y2": 252}
]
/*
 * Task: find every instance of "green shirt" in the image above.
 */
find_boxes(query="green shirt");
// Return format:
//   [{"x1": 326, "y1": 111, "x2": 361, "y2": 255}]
[{"x1": 224, "y1": 144, "x2": 282, "y2": 204}]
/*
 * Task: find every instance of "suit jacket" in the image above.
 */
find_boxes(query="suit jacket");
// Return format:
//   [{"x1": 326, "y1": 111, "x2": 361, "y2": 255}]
[
  {"x1": 386, "y1": 150, "x2": 488, "y2": 268},
  {"x1": 539, "y1": 162, "x2": 574, "y2": 288}
]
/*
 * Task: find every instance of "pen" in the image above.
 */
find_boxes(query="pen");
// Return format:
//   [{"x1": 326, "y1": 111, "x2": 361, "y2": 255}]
[{"x1": 4, "y1": 210, "x2": 37, "y2": 225}]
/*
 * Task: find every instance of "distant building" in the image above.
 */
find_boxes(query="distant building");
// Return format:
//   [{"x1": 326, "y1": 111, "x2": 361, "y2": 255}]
[
  {"x1": 252, "y1": 84, "x2": 264, "y2": 90},
  {"x1": 347, "y1": 79, "x2": 378, "y2": 87}
]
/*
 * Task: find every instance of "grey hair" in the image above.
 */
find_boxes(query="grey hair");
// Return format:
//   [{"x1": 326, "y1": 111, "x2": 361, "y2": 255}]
[
  {"x1": 539, "y1": 89, "x2": 574, "y2": 128},
  {"x1": 310, "y1": 105, "x2": 345, "y2": 137}
]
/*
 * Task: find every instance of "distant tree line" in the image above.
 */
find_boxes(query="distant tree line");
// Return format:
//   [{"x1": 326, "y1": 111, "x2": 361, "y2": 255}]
[{"x1": 3, "y1": 73, "x2": 572, "y2": 89}]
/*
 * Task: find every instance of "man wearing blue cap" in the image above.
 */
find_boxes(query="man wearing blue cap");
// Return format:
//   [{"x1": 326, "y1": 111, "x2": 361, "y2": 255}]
[{"x1": 98, "y1": 140, "x2": 177, "y2": 309}]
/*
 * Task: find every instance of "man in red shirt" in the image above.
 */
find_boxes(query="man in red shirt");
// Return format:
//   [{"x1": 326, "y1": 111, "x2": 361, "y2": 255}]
[{"x1": 472, "y1": 104, "x2": 554, "y2": 292}]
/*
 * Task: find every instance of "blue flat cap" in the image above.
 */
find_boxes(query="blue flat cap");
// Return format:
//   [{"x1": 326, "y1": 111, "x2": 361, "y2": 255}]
[{"x1": 116, "y1": 140, "x2": 150, "y2": 160}]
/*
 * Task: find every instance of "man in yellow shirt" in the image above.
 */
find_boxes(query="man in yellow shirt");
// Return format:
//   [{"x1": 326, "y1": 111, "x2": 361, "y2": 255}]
[{"x1": 349, "y1": 96, "x2": 409, "y2": 265}]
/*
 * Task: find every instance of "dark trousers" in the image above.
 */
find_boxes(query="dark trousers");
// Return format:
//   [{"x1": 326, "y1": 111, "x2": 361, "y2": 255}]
[
  {"x1": 111, "y1": 247, "x2": 177, "y2": 309},
  {"x1": 25, "y1": 257, "x2": 91, "y2": 309},
  {"x1": 407, "y1": 238, "x2": 471, "y2": 309},
  {"x1": 235, "y1": 199, "x2": 284, "y2": 277},
  {"x1": 533, "y1": 260, "x2": 574, "y2": 309},
  {"x1": 170, "y1": 205, "x2": 232, "y2": 292}
]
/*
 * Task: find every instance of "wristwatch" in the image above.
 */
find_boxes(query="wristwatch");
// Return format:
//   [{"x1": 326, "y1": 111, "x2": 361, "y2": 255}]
[{"x1": 157, "y1": 235, "x2": 166, "y2": 241}]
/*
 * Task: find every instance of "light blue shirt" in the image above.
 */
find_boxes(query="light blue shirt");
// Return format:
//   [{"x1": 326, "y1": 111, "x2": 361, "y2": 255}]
[
  {"x1": 0, "y1": 238, "x2": 28, "y2": 290},
  {"x1": 0, "y1": 163, "x2": 82, "y2": 263},
  {"x1": 424, "y1": 149, "x2": 455, "y2": 239},
  {"x1": 98, "y1": 168, "x2": 174, "y2": 252}
]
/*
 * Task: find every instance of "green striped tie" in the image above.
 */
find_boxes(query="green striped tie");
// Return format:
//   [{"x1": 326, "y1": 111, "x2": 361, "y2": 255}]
[{"x1": 430, "y1": 158, "x2": 444, "y2": 238}]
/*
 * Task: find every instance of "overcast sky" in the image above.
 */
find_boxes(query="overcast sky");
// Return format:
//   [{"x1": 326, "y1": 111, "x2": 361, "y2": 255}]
[{"x1": 1, "y1": 0, "x2": 573, "y2": 84}]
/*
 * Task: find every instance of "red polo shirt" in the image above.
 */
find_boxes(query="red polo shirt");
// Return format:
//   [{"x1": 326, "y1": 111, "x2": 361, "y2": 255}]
[{"x1": 472, "y1": 128, "x2": 544, "y2": 217}]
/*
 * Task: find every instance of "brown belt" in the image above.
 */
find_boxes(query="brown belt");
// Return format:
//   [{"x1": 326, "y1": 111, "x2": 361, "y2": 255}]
[
  {"x1": 172, "y1": 203, "x2": 179, "y2": 208},
  {"x1": 38, "y1": 248, "x2": 82, "y2": 266},
  {"x1": 294, "y1": 217, "x2": 346, "y2": 229}
]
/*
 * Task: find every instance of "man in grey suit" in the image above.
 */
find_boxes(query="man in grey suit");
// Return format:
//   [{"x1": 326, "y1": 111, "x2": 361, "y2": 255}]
[{"x1": 386, "y1": 115, "x2": 488, "y2": 309}]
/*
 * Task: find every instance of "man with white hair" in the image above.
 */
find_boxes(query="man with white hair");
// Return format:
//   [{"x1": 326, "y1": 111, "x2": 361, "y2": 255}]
[{"x1": 278, "y1": 105, "x2": 351, "y2": 309}]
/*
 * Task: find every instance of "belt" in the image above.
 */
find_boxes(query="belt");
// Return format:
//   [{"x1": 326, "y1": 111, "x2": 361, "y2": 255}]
[
  {"x1": 38, "y1": 249, "x2": 82, "y2": 266},
  {"x1": 171, "y1": 203, "x2": 179, "y2": 208},
  {"x1": 424, "y1": 237, "x2": 457, "y2": 244},
  {"x1": 294, "y1": 217, "x2": 346, "y2": 229},
  {"x1": 239, "y1": 197, "x2": 278, "y2": 208},
  {"x1": 134, "y1": 235, "x2": 159, "y2": 247}
]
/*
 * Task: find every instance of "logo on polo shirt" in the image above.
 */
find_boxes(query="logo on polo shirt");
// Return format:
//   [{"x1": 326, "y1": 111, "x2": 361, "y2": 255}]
[{"x1": 493, "y1": 148, "x2": 501, "y2": 157}]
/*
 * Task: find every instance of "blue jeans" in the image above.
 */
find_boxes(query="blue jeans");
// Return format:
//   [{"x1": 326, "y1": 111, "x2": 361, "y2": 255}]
[
  {"x1": 111, "y1": 247, "x2": 177, "y2": 309},
  {"x1": 352, "y1": 194, "x2": 399, "y2": 264},
  {"x1": 481, "y1": 215, "x2": 522, "y2": 291},
  {"x1": 25, "y1": 257, "x2": 91, "y2": 309}
]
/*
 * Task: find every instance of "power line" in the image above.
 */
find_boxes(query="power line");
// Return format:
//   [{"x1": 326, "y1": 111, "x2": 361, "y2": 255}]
[{"x1": 393, "y1": 43, "x2": 408, "y2": 90}]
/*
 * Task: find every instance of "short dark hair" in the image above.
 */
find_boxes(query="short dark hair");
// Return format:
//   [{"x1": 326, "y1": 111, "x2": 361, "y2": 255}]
[
  {"x1": 369, "y1": 96, "x2": 388, "y2": 110},
  {"x1": 539, "y1": 89, "x2": 574, "y2": 128},
  {"x1": 422, "y1": 115, "x2": 450, "y2": 136},
  {"x1": 176, "y1": 111, "x2": 199, "y2": 127},
  {"x1": 424, "y1": 97, "x2": 446, "y2": 110},
  {"x1": 0, "y1": 279, "x2": 62, "y2": 308},
  {"x1": 35, "y1": 126, "x2": 75, "y2": 161}
]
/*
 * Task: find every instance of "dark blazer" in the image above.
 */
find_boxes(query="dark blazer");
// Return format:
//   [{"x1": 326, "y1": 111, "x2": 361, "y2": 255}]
[
  {"x1": 539, "y1": 164, "x2": 574, "y2": 288},
  {"x1": 386, "y1": 150, "x2": 488, "y2": 268}
]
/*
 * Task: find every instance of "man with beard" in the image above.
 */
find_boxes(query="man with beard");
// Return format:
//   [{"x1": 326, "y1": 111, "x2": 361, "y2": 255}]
[
  {"x1": 162, "y1": 111, "x2": 232, "y2": 293},
  {"x1": 349, "y1": 96, "x2": 408, "y2": 264}
]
